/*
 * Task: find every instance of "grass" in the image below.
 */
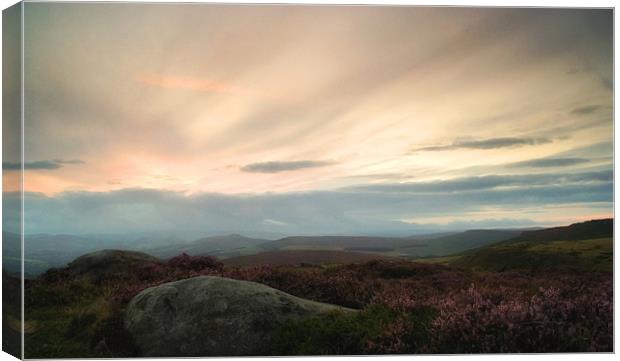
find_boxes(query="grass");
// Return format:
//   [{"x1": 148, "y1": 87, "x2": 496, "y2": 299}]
[
  {"x1": 280, "y1": 245, "x2": 411, "y2": 259},
  {"x1": 453, "y1": 237, "x2": 612, "y2": 272},
  {"x1": 204, "y1": 245, "x2": 264, "y2": 258},
  {"x1": 223, "y1": 250, "x2": 397, "y2": 266},
  {"x1": 414, "y1": 255, "x2": 462, "y2": 265},
  {"x1": 267, "y1": 305, "x2": 403, "y2": 355},
  {"x1": 282, "y1": 245, "x2": 345, "y2": 251},
  {"x1": 24, "y1": 279, "x2": 121, "y2": 358},
  {"x1": 20, "y1": 231, "x2": 613, "y2": 357},
  {"x1": 528, "y1": 237, "x2": 611, "y2": 255}
]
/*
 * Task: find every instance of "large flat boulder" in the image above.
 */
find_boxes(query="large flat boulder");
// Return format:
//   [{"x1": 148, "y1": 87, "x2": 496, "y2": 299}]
[{"x1": 124, "y1": 275, "x2": 354, "y2": 356}]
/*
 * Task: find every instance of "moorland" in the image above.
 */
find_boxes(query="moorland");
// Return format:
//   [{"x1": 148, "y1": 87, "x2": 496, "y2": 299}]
[{"x1": 2, "y1": 218, "x2": 613, "y2": 357}]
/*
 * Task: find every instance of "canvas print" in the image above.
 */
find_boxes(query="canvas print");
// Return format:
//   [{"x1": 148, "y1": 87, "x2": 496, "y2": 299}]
[{"x1": 1, "y1": 2, "x2": 614, "y2": 358}]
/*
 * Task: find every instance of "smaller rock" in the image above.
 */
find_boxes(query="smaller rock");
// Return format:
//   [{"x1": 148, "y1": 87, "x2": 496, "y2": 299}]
[{"x1": 65, "y1": 250, "x2": 160, "y2": 281}]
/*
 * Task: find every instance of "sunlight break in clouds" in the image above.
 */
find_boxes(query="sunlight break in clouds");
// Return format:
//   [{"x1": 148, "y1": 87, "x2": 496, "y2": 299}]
[
  {"x1": 137, "y1": 74, "x2": 239, "y2": 94},
  {"x1": 136, "y1": 73, "x2": 285, "y2": 100},
  {"x1": 17, "y1": 4, "x2": 612, "y2": 234}
]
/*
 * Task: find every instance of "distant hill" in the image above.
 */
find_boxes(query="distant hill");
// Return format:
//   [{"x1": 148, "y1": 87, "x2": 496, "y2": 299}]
[
  {"x1": 406, "y1": 231, "x2": 459, "y2": 240},
  {"x1": 222, "y1": 250, "x2": 397, "y2": 267},
  {"x1": 147, "y1": 234, "x2": 268, "y2": 258},
  {"x1": 2, "y1": 232, "x2": 129, "y2": 276},
  {"x1": 519, "y1": 219, "x2": 613, "y2": 242},
  {"x1": 1, "y1": 225, "x2": 547, "y2": 276},
  {"x1": 411, "y1": 229, "x2": 522, "y2": 256},
  {"x1": 259, "y1": 230, "x2": 524, "y2": 259},
  {"x1": 2, "y1": 232, "x2": 179, "y2": 276},
  {"x1": 2, "y1": 232, "x2": 21, "y2": 275},
  {"x1": 260, "y1": 235, "x2": 418, "y2": 251},
  {"x1": 452, "y1": 219, "x2": 613, "y2": 272}
]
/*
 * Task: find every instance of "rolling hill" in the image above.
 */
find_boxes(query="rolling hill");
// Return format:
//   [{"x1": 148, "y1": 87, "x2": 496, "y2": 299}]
[
  {"x1": 409, "y1": 229, "x2": 522, "y2": 257},
  {"x1": 259, "y1": 235, "x2": 416, "y2": 251},
  {"x1": 258, "y1": 229, "x2": 524, "y2": 259},
  {"x1": 2, "y1": 225, "x2": 558, "y2": 275},
  {"x1": 3, "y1": 232, "x2": 131, "y2": 276},
  {"x1": 146, "y1": 234, "x2": 269, "y2": 258},
  {"x1": 3, "y1": 232, "x2": 187, "y2": 276},
  {"x1": 222, "y1": 250, "x2": 396, "y2": 267},
  {"x1": 452, "y1": 219, "x2": 613, "y2": 272}
]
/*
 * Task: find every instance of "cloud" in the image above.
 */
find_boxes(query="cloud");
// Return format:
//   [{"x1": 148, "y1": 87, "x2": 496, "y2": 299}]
[
  {"x1": 600, "y1": 77, "x2": 613, "y2": 91},
  {"x1": 2, "y1": 159, "x2": 85, "y2": 171},
  {"x1": 12, "y1": 169, "x2": 612, "y2": 236},
  {"x1": 340, "y1": 173, "x2": 410, "y2": 181},
  {"x1": 345, "y1": 170, "x2": 612, "y2": 193},
  {"x1": 408, "y1": 217, "x2": 549, "y2": 230},
  {"x1": 411, "y1": 137, "x2": 552, "y2": 152},
  {"x1": 263, "y1": 219, "x2": 289, "y2": 227},
  {"x1": 553, "y1": 141, "x2": 612, "y2": 159},
  {"x1": 507, "y1": 157, "x2": 591, "y2": 168},
  {"x1": 241, "y1": 160, "x2": 335, "y2": 173},
  {"x1": 570, "y1": 105, "x2": 600, "y2": 115},
  {"x1": 136, "y1": 73, "x2": 286, "y2": 101},
  {"x1": 54, "y1": 159, "x2": 85, "y2": 165},
  {"x1": 21, "y1": 6, "x2": 612, "y2": 198}
]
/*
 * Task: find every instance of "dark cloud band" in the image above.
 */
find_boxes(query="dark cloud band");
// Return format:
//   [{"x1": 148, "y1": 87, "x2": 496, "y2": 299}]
[
  {"x1": 507, "y1": 157, "x2": 591, "y2": 168},
  {"x1": 345, "y1": 170, "x2": 611, "y2": 193},
  {"x1": 5, "y1": 169, "x2": 611, "y2": 236},
  {"x1": 2, "y1": 159, "x2": 84, "y2": 171},
  {"x1": 411, "y1": 137, "x2": 552, "y2": 152},
  {"x1": 241, "y1": 160, "x2": 335, "y2": 173},
  {"x1": 570, "y1": 105, "x2": 601, "y2": 115}
]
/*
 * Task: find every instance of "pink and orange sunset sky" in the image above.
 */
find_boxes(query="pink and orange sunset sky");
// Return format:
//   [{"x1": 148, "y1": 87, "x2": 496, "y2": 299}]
[{"x1": 3, "y1": 4, "x2": 613, "y2": 235}]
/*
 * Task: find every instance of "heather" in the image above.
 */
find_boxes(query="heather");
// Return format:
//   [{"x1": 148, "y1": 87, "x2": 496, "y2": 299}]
[{"x1": 23, "y1": 254, "x2": 612, "y2": 357}]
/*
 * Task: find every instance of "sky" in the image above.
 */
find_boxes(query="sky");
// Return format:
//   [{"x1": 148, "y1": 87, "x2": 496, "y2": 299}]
[{"x1": 3, "y1": 4, "x2": 614, "y2": 236}]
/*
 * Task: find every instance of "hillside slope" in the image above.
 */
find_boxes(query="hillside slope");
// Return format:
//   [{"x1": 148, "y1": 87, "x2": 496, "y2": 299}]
[
  {"x1": 147, "y1": 234, "x2": 268, "y2": 258},
  {"x1": 260, "y1": 229, "x2": 523, "y2": 258},
  {"x1": 410, "y1": 229, "x2": 522, "y2": 256},
  {"x1": 3, "y1": 232, "x2": 129, "y2": 276},
  {"x1": 260, "y1": 236, "x2": 416, "y2": 251},
  {"x1": 452, "y1": 219, "x2": 613, "y2": 272},
  {"x1": 222, "y1": 250, "x2": 396, "y2": 267}
]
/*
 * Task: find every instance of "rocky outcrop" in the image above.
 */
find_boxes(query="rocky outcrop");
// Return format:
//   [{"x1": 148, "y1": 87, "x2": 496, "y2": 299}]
[
  {"x1": 64, "y1": 249, "x2": 160, "y2": 281},
  {"x1": 124, "y1": 276, "x2": 355, "y2": 356}
]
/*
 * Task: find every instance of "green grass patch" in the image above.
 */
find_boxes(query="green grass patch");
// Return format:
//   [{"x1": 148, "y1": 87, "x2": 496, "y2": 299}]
[
  {"x1": 415, "y1": 255, "x2": 462, "y2": 264},
  {"x1": 24, "y1": 279, "x2": 125, "y2": 358},
  {"x1": 266, "y1": 304, "x2": 437, "y2": 355},
  {"x1": 453, "y1": 238, "x2": 612, "y2": 272}
]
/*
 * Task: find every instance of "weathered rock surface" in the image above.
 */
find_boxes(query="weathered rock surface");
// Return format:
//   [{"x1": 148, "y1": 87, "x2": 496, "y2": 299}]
[{"x1": 124, "y1": 275, "x2": 354, "y2": 356}]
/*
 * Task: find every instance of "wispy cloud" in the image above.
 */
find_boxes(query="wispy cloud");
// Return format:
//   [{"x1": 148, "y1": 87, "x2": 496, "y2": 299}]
[
  {"x1": 11, "y1": 169, "x2": 612, "y2": 235},
  {"x1": 263, "y1": 219, "x2": 289, "y2": 227},
  {"x1": 136, "y1": 73, "x2": 237, "y2": 94},
  {"x1": 345, "y1": 170, "x2": 611, "y2": 194},
  {"x1": 600, "y1": 77, "x2": 612, "y2": 91},
  {"x1": 570, "y1": 105, "x2": 601, "y2": 115},
  {"x1": 507, "y1": 157, "x2": 591, "y2": 168},
  {"x1": 411, "y1": 137, "x2": 552, "y2": 152},
  {"x1": 241, "y1": 160, "x2": 335, "y2": 173},
  {"x1": 135, "y1": 73, "x2": 282, "y2": 100},
  {"x1": 18, "y1": 5, "x2": 612, "y2": 230},
  {"x1": 2, "y1": 159, "x2": 84, "y2": 171}
]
